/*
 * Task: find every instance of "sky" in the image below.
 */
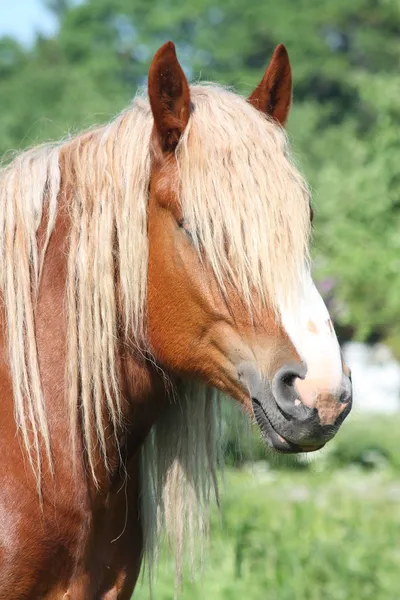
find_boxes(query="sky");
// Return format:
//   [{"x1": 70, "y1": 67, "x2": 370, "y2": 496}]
[{"x1": 0, "y1": 0, "x2": 58, "y2": 46}]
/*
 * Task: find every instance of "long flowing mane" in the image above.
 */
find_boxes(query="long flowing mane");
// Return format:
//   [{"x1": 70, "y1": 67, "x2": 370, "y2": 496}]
[{"x1": 0, "y1": 85, "x2": 310, "y2": 579}]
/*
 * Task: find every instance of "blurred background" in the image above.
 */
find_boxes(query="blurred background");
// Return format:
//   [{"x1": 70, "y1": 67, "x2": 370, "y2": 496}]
[{"x1": 2, "y1": 0, "x2": 400, "y2": 598}]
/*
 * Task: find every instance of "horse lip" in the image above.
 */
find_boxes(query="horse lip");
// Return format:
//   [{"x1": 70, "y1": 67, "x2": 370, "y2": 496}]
[
  {"x1": 251, "y1": 397, "x2": 324, "y2": 454},
  {"x1": 297, "y1": 443, "x2": 325, "y2": 452}
]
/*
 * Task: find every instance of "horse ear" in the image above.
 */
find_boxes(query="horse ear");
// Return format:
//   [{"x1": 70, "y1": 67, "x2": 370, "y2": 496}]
[
  {"x1": 148, "y1": 41, "x2": 191, "y2": 153},
  {"x1": 248, "y1": 44, "x2": 292, "y2": 126}
]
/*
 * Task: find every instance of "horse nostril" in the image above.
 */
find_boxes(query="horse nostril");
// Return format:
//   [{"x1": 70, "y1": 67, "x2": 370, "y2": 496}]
[
  {"x1": 272, "y1": 363, "x2": 309, "y2": 419},
  {"x1": 340, "y1": 389, "x2": 352, "y2": 405},
  {"x1": 339, "y1": 375, "x2": 352, "y2": 405},
  {"x1": 281, "y1": 371, "x2": 297, "y2": 387},
  {"x1": 276, "y1": 363, "x2": 307, "y2": 389}
]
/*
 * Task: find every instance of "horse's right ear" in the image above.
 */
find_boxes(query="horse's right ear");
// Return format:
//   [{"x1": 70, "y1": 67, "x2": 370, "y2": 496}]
[{"x1": 148, "y1": 41, "x2": 191, "y2": 153}]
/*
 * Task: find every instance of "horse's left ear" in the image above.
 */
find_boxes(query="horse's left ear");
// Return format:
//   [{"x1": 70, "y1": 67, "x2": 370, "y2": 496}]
[
  {"x1": 248, "y1": 44, "x2": 292, "y2": 126},
  {"x1": 148, "y1": 41, "x2": 191, "y2": 153}
]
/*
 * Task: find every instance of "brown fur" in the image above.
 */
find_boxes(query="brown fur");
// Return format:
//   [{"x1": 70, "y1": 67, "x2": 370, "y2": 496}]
[
  {"x1": 248, "y1": 44, "x2": 292, "y2": 125},
  {"x1": 0, "y1": 42, "x2": 349, "y2": 598}
]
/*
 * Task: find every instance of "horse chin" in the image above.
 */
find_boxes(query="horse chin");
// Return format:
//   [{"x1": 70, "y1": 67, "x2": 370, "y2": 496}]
[{"x1": 252, "y1": 398, "x2": 325, "y2": 454}]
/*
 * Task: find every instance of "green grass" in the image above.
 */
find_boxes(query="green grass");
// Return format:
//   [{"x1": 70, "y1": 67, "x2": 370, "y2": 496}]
[{"x1": 135, "y1": 465, "x2": 400, "y2": 599}]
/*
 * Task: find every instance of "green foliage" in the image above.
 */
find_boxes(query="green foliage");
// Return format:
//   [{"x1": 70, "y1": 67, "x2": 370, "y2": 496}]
[
  {"x1": 1, "y1": 0, "x2": 400, "y2": 345},
  {"x1": 136, "y1": 468, "x2": 400, "y2": 599},
  {"x1": 325, "y1": 414, "x2": 400, "y2": 470}
]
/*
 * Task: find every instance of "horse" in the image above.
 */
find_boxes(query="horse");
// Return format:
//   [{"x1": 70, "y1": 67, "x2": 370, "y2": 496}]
[{"x1": 0, "y1": 41, "x2": 352, "y2": 598}]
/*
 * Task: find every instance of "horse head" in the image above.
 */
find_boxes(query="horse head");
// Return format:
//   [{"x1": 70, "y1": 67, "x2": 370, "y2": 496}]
[{"x1": 146, "y1": 42, "x2": 352, "y2": 453}]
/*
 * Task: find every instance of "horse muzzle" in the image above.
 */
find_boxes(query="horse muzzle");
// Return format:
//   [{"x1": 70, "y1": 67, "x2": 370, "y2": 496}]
[{"x1": 238, "y1": 361, "x2": 352, "y2": 453}]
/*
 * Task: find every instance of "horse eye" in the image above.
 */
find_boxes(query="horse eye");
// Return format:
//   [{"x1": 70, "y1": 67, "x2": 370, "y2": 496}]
[
  {"x1": 178, "y1": 218, "x2": 193, "y2": 241},
  {"x1": 310, "y1": 205, "x2": 314, "y2": 224}
]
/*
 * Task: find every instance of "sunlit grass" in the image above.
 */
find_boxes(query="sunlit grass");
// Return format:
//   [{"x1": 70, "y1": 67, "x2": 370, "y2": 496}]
[{"x1": 135, "y1": 465, "x2": 400, "y2": 599}]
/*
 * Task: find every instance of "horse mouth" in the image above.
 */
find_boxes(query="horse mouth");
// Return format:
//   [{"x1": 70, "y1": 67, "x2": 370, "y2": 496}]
[{"x1": 251, "y1": 398, "x2": 325, "y2": 454}]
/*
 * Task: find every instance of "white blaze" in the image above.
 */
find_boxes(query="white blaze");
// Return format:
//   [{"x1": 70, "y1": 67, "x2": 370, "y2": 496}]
[{"x1": 279, "y1": 274, "x2": 343, "y2": 406}]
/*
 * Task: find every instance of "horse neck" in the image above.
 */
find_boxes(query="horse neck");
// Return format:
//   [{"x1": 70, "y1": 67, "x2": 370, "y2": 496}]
[
  {"x1": 118, "y1": 349, "x2": 169, "y2": 461},
  {"x1": 35, "y1": 176, "x2": 168, "y2": 494}
]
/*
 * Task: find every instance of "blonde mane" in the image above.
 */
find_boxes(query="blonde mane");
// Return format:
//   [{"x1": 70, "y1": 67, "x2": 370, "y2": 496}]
[{"x1": 0, "y1": 85, "x2": 310, "y2": 579}]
